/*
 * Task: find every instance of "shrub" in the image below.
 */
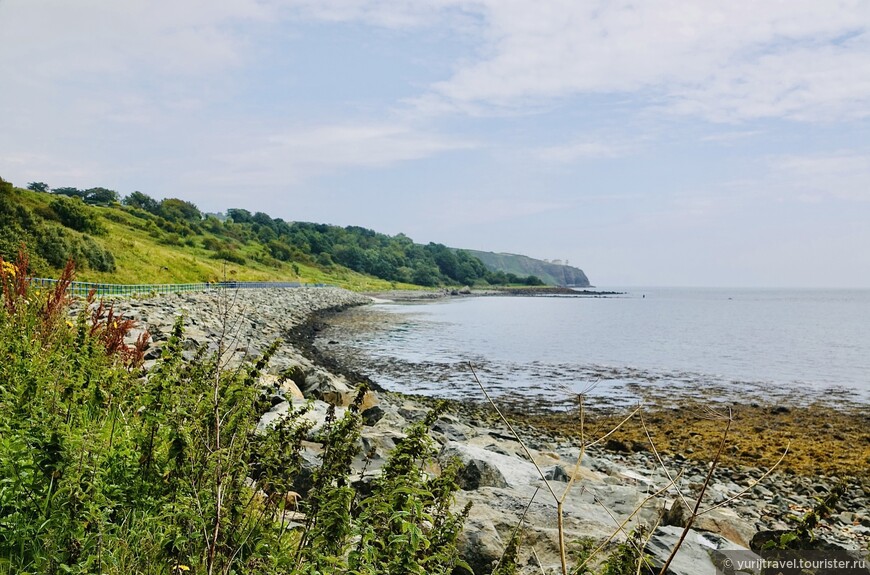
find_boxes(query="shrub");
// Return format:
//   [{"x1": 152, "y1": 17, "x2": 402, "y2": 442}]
[
  {"x1": 49, "y1": 196, "x2": 105, "y2": 235},
  {"x1": 0, "y1": 250, "x2": 468, "y2": 573},
  {"x1": 212, "y1": 249, "x2": 246, "y2": 265}
]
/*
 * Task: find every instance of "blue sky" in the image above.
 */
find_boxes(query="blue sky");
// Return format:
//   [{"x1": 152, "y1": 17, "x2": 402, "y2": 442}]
[{"x1": 1, "y1": 1, "x2": 869, "y2": 287}]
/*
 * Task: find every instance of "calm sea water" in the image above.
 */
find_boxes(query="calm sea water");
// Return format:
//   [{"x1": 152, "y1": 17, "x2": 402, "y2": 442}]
[{"x1": 317, "y1": 288, "x2": 870, "y2": 408}]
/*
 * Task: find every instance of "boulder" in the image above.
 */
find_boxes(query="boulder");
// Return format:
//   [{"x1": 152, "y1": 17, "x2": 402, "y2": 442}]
[
  {"x1": 544, "y1": 465, "x2": 570, "y2": 482},
  {"x1": 360, "y1": 429, "x2": 405, "y2": 463},
  {"x1": 664, "y1": 499, "x2": 756, "y2": 548},
  {"x1": 259, "y1": 373, "x2": 305, "y2": 400},
  {"x1": 455, "y1": 518, "x2": 504, "y2": 575},
  {"x1": 440, "y1": 441, "x2": 540, "y2": 490},
  {"x1": 256, "y1": 399, "x2": 347, "y2": 437},
  {"x1": 645, "y1": 525, "x2": 754, "y2": 575},
  {"x1": 361, "y1": 405, "x2": 385, "y2": 426},
  {"x1": 303, "y1": 370, "x2": 377, "y2": 409}
]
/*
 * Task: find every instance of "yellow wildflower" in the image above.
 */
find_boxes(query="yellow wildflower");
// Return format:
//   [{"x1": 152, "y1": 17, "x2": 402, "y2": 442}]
[{"x1": 1, "y1": 261, "x2": 15, "y2": 277}]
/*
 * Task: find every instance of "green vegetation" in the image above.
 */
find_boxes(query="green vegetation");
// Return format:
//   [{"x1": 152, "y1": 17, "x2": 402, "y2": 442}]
[
  {"x1": 0, "y1": 183, "x2": 116, "y2": 274},
  {"x1": 0, "y1": 252, "x2": 470, "y2": 574},
  {"x1": 0, "y1": 178, "x2": 544, "y2": 289}
]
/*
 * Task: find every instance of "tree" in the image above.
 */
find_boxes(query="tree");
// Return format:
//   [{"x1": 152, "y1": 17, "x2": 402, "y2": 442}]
[
  {"x1": 27, "y1": 182, "x2": 49, "y2": 193},
  {"x1": 226, "y1": 208, "x2": 252, "y2": 224},
  {"x1": 83, "y1": 187, "x2": 119, "y2": 205},
  {"x1": 52, "y1": 187, "x2": 85, "y2": 199},
  {"x1": 123, "y1": 191, "x2": 160, "y2": 213},
  {"x1": 252, "y1": 211, "x2": 274, "y2": 228},
  {"x1": 159, "y1": 198, "x2": 201, "y2": 222}
]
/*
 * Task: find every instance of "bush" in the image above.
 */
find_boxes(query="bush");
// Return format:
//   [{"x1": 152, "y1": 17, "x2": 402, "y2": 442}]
[
  {"x1": 49, "y1": 196, "x2": 105, "y2": 235},
  {"x1": 212, "y1": 249, "x2": 246, "y2": 265},
  {"x1": 80, "y1": 235, "x2": 116, "y2": 272},
  {"x1": 0, "y1": 252, "x2": 468, "y2": 573}
]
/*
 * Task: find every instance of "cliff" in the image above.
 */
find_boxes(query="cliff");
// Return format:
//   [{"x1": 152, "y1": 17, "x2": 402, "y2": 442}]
[{"x1": 461, "y1": 249, "x2": 590, "y2": 287}]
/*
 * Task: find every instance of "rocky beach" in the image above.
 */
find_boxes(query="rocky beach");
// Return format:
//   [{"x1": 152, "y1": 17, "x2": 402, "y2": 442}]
[{"x1": 101, "y1": 286, "x2": 869, "y2": 574}]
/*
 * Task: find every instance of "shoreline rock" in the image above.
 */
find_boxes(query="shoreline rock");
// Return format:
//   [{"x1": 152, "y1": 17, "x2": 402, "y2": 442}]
[{"x1": 101, "y1": 287, "x2": 869, "y2": 574}]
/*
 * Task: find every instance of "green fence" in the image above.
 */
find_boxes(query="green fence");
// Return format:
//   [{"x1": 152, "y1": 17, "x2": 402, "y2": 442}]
[{"x1": 28, "y1": 278, "x2": 330, "y2": 298}]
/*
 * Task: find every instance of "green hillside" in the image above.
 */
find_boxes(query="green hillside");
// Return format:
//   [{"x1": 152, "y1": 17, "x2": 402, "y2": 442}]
[
  {"x1": 462, "y1": 249, "x2": 590, "y2": 287},
  {"x1": 0, "y1": 178, "x2": 548, "y2": 290}
]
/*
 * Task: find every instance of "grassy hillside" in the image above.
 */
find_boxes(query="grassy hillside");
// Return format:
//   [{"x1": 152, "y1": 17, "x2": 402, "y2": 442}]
[
  {"x1": 0, "y1": 180, "x2": 547, "y2": 290},
  {"x1": 0, "y1": 185, "x2": 400, "y2": 290},
  {"x1": 463, "y1": 249, "x2": 591, "y2": 287}
]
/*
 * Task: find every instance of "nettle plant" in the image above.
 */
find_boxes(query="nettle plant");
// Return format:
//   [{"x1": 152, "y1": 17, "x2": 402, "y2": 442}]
[{"x1": 0, "y1": 249, "x2": 468, "y2": 575}]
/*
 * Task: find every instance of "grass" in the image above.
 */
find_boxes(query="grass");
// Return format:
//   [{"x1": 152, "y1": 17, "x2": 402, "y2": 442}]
[{"x1": 9, "y1": 188, "x2": 418, "y2": 291}]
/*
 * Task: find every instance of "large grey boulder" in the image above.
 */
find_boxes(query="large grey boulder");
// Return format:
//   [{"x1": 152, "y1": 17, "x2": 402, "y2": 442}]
[
  {"x1": 645, "y1": 525, "x2": 756, "y2": 575},
  {"x1": 440, "y1": 441, "x2": 540, "y2": 490},
  {"x1": 455, "y1": 517, "x2": 504, "y2": 575}
]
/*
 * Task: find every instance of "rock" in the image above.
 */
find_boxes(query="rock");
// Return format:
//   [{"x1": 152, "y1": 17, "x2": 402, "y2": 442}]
[
  {"x1": 646, "y1": 525, "x2": 754, "y2": 575},
  {"x1": 303, "y1": 370, "x2": 354, "y2": 404},
  {"x1": 454, "y1": 456, "x2": 509, "y2": 491},
  {"x1": 259, "y1": 373, "x2": 305, "y2": 400},
  {"x1": 483, "y1": 443, "x2": 513, "y2": 457},
  {"x1": 456, "y1": 518, "x2": 504, "y2": 575},
  {"x1": 359, "y1": 429, "x2": 404, "y2": 463},
  {"x1": 750, "y1": 529, "x2": 857, "y2": 552},
  {"x1": 694, "y1": 507, "x2": 756, "y2": 548},
  {"x1": 293, "y1": 441, "x2": 322, "y2": 495},
  {"x1": 431, "y1": 416, "x2": 471, "y2": 442},
  {"x1": 440, "y1": 442, "x2": 539, "y2": 490},
  {"x1": 256, "y1": 399, "x2": 346, "y2": 437},
  {"x1": 361, "y1": 405, "x2": 385, "y2": 426},
  {"x1": 303, "y1": 369, "x2": 377, "y2": 409},
  {"x1": 544, "y1": 465, "x2": 569, "y2": 482}
]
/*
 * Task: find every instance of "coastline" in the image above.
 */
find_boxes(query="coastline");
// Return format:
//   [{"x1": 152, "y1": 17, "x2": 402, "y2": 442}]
[
  {"x1": 109, "y1": 287, "x2": 869, "y2": 572},
  {"x1": 363, "y1": 286, "x2": 626, "y2": 301}
]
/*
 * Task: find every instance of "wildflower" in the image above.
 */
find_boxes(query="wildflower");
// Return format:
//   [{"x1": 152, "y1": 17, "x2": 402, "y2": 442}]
[{"x1": 1, "y1": 261, "x2": 15, "y2": 277}]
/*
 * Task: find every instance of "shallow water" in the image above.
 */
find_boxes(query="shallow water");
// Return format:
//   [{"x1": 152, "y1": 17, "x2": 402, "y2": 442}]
[{"x1": 316, "y1": 288, "x2": 870, "y2": 409}]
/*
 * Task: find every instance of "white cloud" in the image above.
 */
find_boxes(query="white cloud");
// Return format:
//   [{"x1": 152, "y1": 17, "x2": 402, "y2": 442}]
[
  {"x1": 768, "y1": 152, "x2": 870, "y2": 201},
  {"x1": 201, "y1": 122, "x2": 477, "y2": 186},
  {"x1": 0, "y1": 0, "x2": 268, "y2": 79},
  {"x1": 700, "y1": 130, "x2": 763, "y2": 143},
  {"x1": 286, "y1": 0, "x2": 870, "y2": 123},
  {"x1": 534, "y1": 140, "x2": 629, "y2": 163}
]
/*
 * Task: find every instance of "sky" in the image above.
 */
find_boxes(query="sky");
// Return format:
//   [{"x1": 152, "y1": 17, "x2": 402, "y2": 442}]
[{"x1": 1, "y1": 1, "x2": 869, "y2": 288}]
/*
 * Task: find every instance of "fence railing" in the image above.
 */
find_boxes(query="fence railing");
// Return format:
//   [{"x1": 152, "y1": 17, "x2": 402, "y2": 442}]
[{"x1": 28, "y1": 278, "x2": 332, "y2": 298}]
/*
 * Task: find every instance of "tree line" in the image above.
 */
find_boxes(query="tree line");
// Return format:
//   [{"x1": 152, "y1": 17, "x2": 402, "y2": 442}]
[{"x1": 6, "y1": 179, "x2": 544, "y2": 287}]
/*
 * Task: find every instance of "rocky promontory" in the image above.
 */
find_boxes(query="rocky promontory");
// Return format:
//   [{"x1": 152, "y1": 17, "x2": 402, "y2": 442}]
[{"x1": 99, "y1": 287, "x2": 869, "y2": 575}]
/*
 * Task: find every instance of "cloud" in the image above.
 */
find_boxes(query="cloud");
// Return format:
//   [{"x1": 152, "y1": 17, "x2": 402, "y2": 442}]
[
  {"x1": 768, "y1": 152, "x2": 870, "y2": 201},
  {"x1": 287, "y1": 0, "x2": 870, "y2": 123},
  {"x1": 201, "y1": 122, "x2": 477, "y2": 186},
  {"x1": 534, "y1": 140, "x2": 629, "y2": 163},
  {"x1": 277, "y1": 0, "x2": 467, "y2": 29},
  {"x1": 0, "y1": 0, "x2": 268, "y2": 80},
  {"x1": 700, "y1": 130, "x2": 764, "y2": 143}
]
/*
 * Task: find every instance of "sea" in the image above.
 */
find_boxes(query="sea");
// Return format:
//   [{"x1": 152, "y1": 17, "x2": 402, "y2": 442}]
[{"x1": 315, "y1": 288, "x2": 870, "y2": 410}]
